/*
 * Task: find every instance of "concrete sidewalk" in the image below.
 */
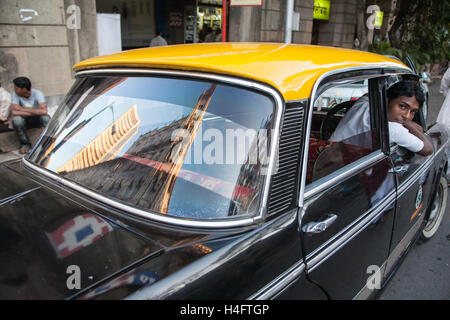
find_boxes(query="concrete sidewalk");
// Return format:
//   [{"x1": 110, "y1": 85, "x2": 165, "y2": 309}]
[
  {"x1": 0, "y1": 105, "x2": 58, "y2": 163},
  {"x1": 0, "y1": 149, "x2": 22, "y2": 163}
]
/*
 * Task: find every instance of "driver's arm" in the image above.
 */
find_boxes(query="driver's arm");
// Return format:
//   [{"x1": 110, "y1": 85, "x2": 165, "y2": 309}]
[
  {"x1": 402, "y1": 120, "x2": 433, "y2": 156},
  {"x1": 389, "y1": 121, "x2": 433, "y2": 156}
]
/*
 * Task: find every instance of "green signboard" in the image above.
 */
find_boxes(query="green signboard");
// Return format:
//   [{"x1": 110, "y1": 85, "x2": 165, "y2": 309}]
[{"x1": 314, "y1": 0, "x2": 331, "y2": 20}]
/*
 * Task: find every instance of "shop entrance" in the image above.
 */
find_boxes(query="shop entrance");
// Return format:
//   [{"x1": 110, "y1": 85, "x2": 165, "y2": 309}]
[
  {"x1": 96, "y1": 0, "x2": 156, "y2": 50},
  {"x1": 197, "y1": 1, "x2": 223, "y2": 43},
  {"x1": 95, "y1": 0, "x2": 226, "y2": 50},
  {"x1": 171, "y1": 0, "x2": 225, "y2": 44}
]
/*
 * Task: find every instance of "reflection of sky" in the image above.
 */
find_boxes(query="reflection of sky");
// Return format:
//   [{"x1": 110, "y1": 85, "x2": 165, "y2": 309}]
[{"x1": 46, "y1": 96, "x2": 190, "y2": 171}]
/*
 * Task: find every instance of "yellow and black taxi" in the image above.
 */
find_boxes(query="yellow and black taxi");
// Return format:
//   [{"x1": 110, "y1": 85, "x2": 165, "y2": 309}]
[{"x1": 0, "y1": 43, "x2": 448, "y2": 299}]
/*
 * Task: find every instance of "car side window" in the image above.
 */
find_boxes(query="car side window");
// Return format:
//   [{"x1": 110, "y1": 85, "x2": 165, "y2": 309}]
[
  {"x1": 306, "y1": 79, "x2": 380, "y2": 184},
  {"x1": 384, "y1": 75, "x2": 401, "y2": 151}
]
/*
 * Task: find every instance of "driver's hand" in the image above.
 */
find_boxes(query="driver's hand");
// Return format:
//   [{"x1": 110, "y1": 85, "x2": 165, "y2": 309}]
[{"x1": 403, "y1": 120, "x2": 424, "y2": 133}]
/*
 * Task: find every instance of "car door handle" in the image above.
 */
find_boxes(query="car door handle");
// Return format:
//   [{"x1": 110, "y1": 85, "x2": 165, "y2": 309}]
[
  {"x1": 302, "y1": 214, "x2": 338, "y2": 234},
  {"x1": 388, "y1": 164, "x2": 409, "y2": 174}
]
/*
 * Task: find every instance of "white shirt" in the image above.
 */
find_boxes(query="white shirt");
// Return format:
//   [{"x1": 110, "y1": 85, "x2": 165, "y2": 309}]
[
  {"x1": 440, "y1": 67, "x2": 450, "y2": 97},
  {"x1": 437, "y1": 68, "x2": 450, "y2": 126},
  {"x1": 329, "y1": 96, "x2": 424, "y2": 152},
  {"x1": 0, "y1": 87, "x2": 11, "y2": 119},
  {"x1": 12, "y1": 88, "x2": 45, "y2": 110},
  {"x1": 329, "y1": 96, "x2": 371, "y2": 142},
  {"x1": 388, "y1": 122, "x2": 424, "y2": 152},
  {"x1": 150, "y1": 35, "x2": 167, "y2": 47}
]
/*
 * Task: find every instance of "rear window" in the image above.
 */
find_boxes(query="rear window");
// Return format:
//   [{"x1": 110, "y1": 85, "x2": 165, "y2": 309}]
[{"x1": 29, "y1": 75, "x2": 275, "y2": 221}]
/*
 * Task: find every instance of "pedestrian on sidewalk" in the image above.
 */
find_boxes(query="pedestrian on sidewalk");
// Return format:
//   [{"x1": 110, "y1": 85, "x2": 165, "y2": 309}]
[
  {"x1": 436, "y1": 66, "x2": 450, "y2": 181},
  {"x1": 150, "y1": 29, "x2": 168, "y2": 47},
  {"x1": 0, "y1": 82, "x2": 12, "y2": 132},
  {"x1": 10, "y1": 77, "x2": 50, "y2": 154},
  {"x1": 437, "y1": 66, "x2": 450, "y2": 125}
]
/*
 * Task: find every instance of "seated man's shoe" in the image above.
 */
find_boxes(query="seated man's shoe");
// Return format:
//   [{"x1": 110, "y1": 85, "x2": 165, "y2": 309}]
[{"x1": 19, "y1": 145, "x2": 31, "y2": 155}]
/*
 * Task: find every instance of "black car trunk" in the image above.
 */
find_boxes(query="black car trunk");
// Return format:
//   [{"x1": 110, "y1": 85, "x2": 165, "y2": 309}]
[{"x1": 0, "y1": 159, "x2": 164, "y2": 299}]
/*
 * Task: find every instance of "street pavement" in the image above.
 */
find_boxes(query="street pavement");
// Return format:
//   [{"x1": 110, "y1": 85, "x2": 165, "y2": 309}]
[
  {"x1": 0, "y1": 78, "x2": 448, "y2": 300},
  {"x1": 379, "y1": 191, "x2": 450, "y2": 299}
]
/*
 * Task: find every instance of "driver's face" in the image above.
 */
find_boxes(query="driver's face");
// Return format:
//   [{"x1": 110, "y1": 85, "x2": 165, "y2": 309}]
[{"x1": 387, "y1": 96, "x2": 420, "y2": 123}]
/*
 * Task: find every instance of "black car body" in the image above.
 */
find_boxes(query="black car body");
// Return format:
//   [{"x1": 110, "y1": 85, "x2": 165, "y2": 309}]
[{"x1": 0, "y1": 43, "x2": 448, "y2": 300}]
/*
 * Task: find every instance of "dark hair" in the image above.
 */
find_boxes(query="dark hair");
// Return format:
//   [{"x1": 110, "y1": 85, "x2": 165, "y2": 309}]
[
  {"x1": 387, "y1": 80, "x2": 424, "y2": 107},
  {"x1": 13, "y1": 77, "x2": 31, "y2": 91}
]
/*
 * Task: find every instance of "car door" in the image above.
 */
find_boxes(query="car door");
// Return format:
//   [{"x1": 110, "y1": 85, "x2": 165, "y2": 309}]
[
  {"x1": 381, "y1": 75, "x2": 436, "y2": 277},
  {"x1": 298, "y1": 73, "x2": 396, "y2": 299}
]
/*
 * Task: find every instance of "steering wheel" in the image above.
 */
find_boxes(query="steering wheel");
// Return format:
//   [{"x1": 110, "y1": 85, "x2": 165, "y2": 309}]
[{"x1": 319, "y1": 100, "x2": 356, "y2": 140}]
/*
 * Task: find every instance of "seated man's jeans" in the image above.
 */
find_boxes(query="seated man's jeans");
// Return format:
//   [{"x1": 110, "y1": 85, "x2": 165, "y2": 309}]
[{"x1": 12, "y1": 115, "x2": 51, "y2": 147}]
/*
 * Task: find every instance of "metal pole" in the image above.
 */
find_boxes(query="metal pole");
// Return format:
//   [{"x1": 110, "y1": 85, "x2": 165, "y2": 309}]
[
  {"x1": 222, "y1": 0, "x2": 227, "y2": 42},
  {"x1": 285, "y1": 0, "x2": 294, "y2": 44}
]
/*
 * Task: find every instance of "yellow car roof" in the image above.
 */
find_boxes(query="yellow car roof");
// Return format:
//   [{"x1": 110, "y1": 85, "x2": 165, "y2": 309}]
[{"x1": 74, "y1": 43, "x2": 408, "y2": 101}]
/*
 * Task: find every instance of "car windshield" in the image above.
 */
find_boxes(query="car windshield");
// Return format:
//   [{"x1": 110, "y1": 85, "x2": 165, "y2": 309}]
[{"x1": 28, "y1": 75, "x2": 275, "y2": 220}]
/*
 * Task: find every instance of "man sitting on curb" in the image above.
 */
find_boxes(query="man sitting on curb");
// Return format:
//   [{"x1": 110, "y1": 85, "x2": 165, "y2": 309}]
[{"x1": 11, "y1": 77, "x2": 50, "y2": 154}]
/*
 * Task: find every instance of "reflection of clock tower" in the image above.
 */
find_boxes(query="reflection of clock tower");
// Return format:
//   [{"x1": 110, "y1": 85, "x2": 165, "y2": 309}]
[
  {"x1": 57, "y1": 104, "x2": 140, "y2": 173},
  {"x1": 63, "y1": 84, "x2": 217, "y2": 214},
  {"x1": 148, "y1": 84, "x2": 217, "y2": 214}
]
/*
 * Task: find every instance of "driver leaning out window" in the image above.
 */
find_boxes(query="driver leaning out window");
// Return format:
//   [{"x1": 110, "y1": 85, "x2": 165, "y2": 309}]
[{"x1": 329, "y1": 80, "x2": 433, "y2": 156}]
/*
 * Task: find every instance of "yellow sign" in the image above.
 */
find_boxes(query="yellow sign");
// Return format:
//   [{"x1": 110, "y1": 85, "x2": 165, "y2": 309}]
[
  {"x1": 374, "y1": 11, "x2": 384, "y2": 28},
  {"x1": 314, "y1": 0, "x2": 331, "y2": 20}
]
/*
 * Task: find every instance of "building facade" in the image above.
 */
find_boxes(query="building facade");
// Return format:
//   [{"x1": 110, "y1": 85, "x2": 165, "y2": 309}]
[
  {"x1": 0, "y1": 0, "x2": 384, "y2": 104},
  {"x1": 0, "y1": 0, "x2": 98, "y2": 108}
]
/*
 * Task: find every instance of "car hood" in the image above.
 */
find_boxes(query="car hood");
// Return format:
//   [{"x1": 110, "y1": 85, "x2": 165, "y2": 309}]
[{"x1": 0, "y1": 159, "x2": 164, "y2": 299}]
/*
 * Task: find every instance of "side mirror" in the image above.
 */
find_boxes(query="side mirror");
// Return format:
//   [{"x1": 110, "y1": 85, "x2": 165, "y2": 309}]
[{"x1": 420, "y1": 72, "x2": 431, "y2": 84}]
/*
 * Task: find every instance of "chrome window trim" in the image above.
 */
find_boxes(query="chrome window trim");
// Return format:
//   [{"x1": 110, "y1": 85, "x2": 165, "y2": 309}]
[
  {"x1": 297, "y1": 64, "x2": 412, "y2": 209},
  {"x1": 304, "y1": 150, "x2": 385, "y2": 200},
  {"x1": 396, "y1": 155, "x2": 434, "y2": 198},
  {"x1": 0, "y1": 186, "x2": 41, "y2": 206},
  {"x1": 390, "y1": 144, "x2": 399, "y2": 153},
  {"x1": 248, "y1": 260, "x2": 305, "y2": 300},
  {"x1": 23, "y1": 160, "x2": 259, "y2": 228},
  {"x1": 435, "y1": 141, "x2": 448, "y2": 156},
  {"x1": 23, "y1": 68, "x2": 284, "y2": 229}
]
